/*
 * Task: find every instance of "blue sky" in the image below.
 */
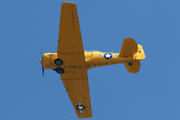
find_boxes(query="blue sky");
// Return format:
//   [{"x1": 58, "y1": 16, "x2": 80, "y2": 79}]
[{"x1": 0, "y1": 0, "x2": 180, "y2": 120}]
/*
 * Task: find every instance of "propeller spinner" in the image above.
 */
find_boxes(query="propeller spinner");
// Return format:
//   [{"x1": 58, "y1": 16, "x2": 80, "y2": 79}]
[{"x1": 39, "y1": 58, "x2": 44, "y2": 76}]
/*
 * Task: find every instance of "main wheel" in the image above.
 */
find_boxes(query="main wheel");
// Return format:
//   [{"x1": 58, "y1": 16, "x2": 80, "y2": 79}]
[
  {"x1": 54, "y1": 58, "x2": 63, "y2": 66},
  {"x1": 56, "y1": 67, "x2": 64, "y2": 74}
]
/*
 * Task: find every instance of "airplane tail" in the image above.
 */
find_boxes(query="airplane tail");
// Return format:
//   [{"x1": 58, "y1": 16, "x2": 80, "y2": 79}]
[
  {"x1": 123, "y1": 60, "x2": 140, "y2": 73},
  {"x1": 134, "y1": 44, "x2": 146, "y2": 60},
  {"x1": 119, "y1": 38, "x2": 146, "y2": 73}
]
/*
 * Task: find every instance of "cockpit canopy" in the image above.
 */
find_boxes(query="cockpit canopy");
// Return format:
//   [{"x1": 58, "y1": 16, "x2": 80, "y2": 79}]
[{"x1": 84, "y1": 50, "x2": 101, "y2": 53}]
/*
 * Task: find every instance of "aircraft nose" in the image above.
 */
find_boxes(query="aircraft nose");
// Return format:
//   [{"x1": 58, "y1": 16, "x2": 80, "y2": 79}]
[{"x1": 39, "y1": 58, "x2": 42, "y2": 64}]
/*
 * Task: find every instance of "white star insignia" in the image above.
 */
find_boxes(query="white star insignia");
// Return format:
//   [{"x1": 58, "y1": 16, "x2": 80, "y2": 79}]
[
  {"x1": 77, "y1": 105, "x2": 84, "y2": 110},
  {"x1": 104, "y1": 53, "x2": 112, "y2": 59},
  {"x1": 105, "y1": 53, "x2": 111, "y2": 58}
]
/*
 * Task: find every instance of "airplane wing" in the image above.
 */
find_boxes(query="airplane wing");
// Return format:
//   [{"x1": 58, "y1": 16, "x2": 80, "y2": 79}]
[{"x1": 57, "y1": 2, "x2": 92, "y2": 118}]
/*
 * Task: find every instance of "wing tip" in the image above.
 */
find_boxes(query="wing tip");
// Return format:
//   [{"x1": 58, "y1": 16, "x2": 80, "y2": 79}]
[{"x1": 62, "y1": 1, "x2": 76, "y2": 5}]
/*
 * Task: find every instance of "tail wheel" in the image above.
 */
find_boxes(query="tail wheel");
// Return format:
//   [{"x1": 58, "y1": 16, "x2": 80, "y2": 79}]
[
  {"x1": 129, "y1": 62, "x2": 133, "y2": 66},
  {"x1": 54, "y1": 58, "x2": 63, "y2": 66},
  {"x1": 56, "y1": 67, "x2": 64, "y2": 74}
]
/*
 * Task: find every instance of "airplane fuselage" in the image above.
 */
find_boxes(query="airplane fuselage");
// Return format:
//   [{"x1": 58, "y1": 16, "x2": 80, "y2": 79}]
[{"x1": 41, "y1": 50, "x2": 140, "y2": 70}]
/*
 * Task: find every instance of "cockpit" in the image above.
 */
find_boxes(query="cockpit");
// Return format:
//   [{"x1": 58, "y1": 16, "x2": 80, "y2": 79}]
[{"x1": 84, "y1": 50, "x2": 101, "y2": 52}]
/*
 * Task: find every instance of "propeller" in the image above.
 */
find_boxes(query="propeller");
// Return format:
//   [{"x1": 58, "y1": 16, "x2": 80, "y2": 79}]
[
  {"x1": 39, "y1": 49, "x2": 44, "y2": 76},
  {"x1": 39, "y1": 58, "x2": 44, "y2": 76},
  {"x1": 42, "y1": 62, "x2": 44, "y2": 76}
]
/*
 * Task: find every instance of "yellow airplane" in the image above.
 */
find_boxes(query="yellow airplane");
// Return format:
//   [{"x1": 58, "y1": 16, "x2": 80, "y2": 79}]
[{"x1": 39, "y1": 2, "x2": 146, "y2": 118}]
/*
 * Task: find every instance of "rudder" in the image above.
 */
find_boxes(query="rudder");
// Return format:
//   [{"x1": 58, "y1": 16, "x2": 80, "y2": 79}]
[{"x1": 134, "y1": 44, "x2": 146, "y2": 60}]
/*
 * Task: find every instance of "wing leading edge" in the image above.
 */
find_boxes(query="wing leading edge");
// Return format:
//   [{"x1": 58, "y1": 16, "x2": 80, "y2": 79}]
[{"x1": 57, "y1": 2, "x2": 92, "y2": 118}]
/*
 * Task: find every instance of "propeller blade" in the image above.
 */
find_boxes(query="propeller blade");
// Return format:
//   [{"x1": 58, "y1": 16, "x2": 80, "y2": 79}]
[
  {"x1": 40, "y1": 49, "x2": 44, "y2": 76},
  {"x1": 42, "y1": 65, "x2": 44, "y2": 76}
]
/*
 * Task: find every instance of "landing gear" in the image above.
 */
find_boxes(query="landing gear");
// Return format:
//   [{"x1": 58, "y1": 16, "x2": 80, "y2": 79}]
[
  {"x1": 56, "y1": 67, "x2": 64, "y2": 74},
  {"x1": 54, "y1": 58, "x2": 63, "y2": 66},
  {"x1": 129, "y1": 62, "x2": 132, "y2": 66}
]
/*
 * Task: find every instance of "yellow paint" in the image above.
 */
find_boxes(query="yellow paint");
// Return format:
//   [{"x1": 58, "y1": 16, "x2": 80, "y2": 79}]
[
  {"x1": 41, "y1": 2, "x2": 146, "y2": 118},
  {"x1": 42, "y1": 45, "x2": 146, "y2": 71}
]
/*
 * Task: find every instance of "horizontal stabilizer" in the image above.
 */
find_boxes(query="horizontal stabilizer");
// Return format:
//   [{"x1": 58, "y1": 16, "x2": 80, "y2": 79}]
[
  {"x1": 124, "y1": 60, "x2": 140, "y2": 73},
  {"x1": 119, "y1": 38, "x2": 138, "y2": 57}
]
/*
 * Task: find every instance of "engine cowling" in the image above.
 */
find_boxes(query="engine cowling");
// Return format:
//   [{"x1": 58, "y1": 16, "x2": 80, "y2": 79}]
[{"x1": 42, "y1": 53, "x2": 58, "y2": 69}]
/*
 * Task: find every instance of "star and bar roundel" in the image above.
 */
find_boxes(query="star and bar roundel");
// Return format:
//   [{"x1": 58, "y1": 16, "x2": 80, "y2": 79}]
[
  {"x1": 99, "y1": 53, "x2": 117, "y2": 59},
  {"x1": 104, "y1": 53, "x2": 112, "y2": 59},
  {"x1": 76, "y1": 101, "x2": 85, "y2": 114}
]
